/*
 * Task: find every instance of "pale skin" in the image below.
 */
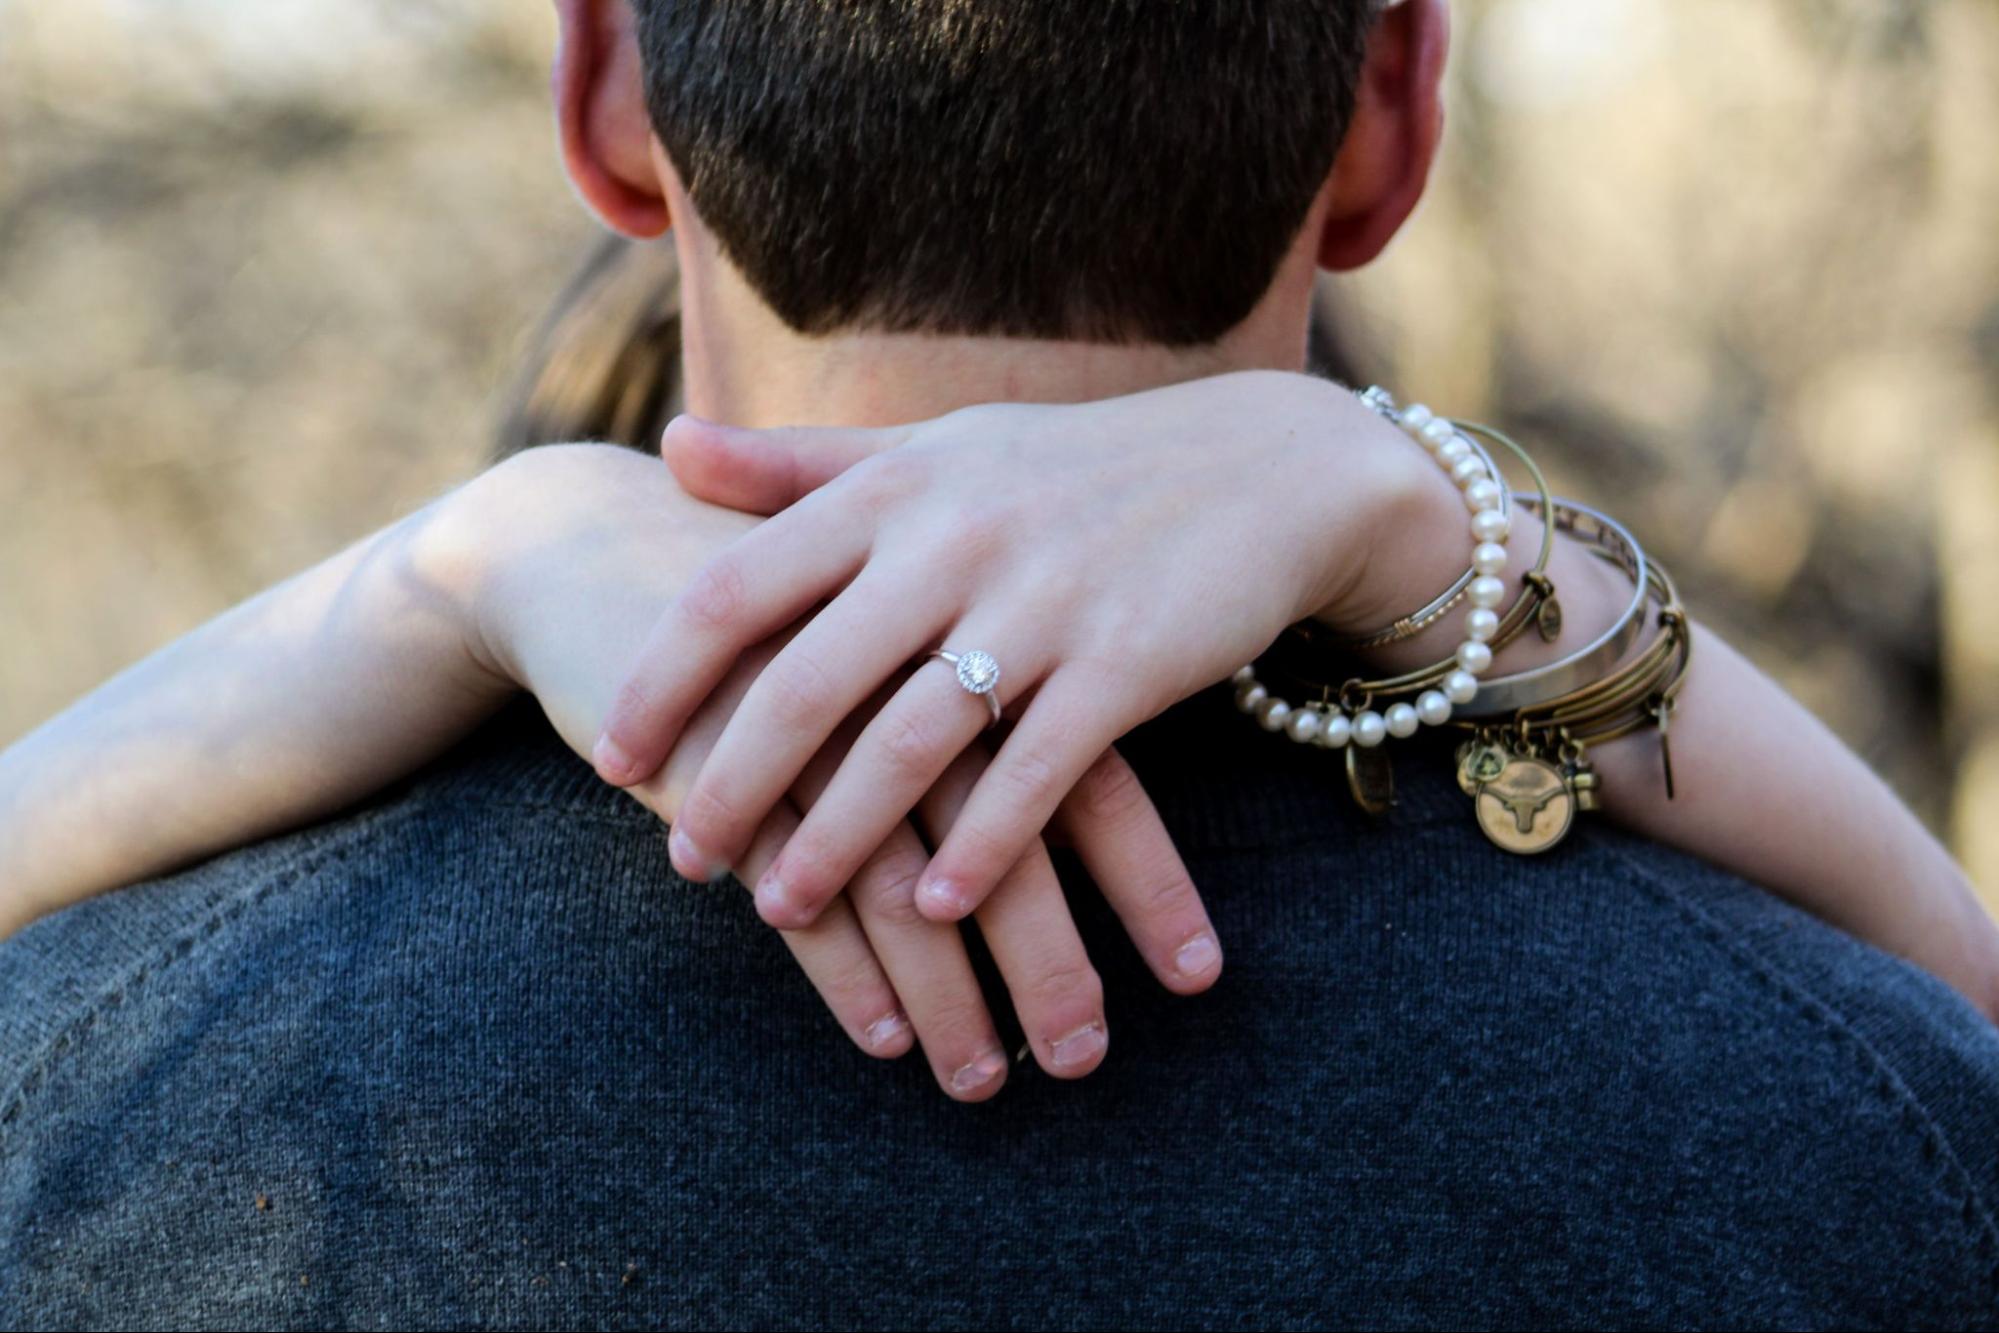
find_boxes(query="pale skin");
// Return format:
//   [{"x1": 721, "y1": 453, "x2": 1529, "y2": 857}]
[
  {"x1": 2, "y1": 0, "x2": 1991, "y2": 1107},
  {"x1": 2, "y1": 374, "x2": 1993, "y2": 1107},
  {"x1": 618, "y1": 376, "x2": 1999, "y2": 1020}
]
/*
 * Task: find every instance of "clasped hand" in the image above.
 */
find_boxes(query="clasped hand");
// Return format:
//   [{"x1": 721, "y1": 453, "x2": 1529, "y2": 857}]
[{"x1": 586, "y1": 371, "x2": 1412, "y2": 1099}]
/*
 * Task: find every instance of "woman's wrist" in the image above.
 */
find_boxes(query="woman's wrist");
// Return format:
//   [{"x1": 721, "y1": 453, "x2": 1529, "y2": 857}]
[{"x1": 1307, "y1": 414, "x2": 1632, "y2": 684}]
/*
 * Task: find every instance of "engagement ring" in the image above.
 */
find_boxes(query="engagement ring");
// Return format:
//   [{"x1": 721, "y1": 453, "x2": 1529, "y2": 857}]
[{"x1": 926, "y1": 649, "x2": 1003, "y2": 728}]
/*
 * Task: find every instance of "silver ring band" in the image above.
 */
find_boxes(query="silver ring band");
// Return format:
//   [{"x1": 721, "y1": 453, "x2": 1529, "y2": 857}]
[{"x1": 926, "y1": 649, "x2": 1003, "y2": 728}]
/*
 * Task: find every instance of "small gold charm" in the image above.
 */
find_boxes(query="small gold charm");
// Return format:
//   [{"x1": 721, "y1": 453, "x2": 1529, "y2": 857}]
[
  {"x1": 1346, "y1": 743, "x2": 1396, "y2": 817},
  {"x1": 1570, "y1": 768, "x2": 1600, "y2": 812},
  {"x1": 1537, "y1": 595, "x2": 1564, "y2": 642},
  {"x1": 1560, "y1": 742, "x2": 1600, "y2": 813},
  {"x1": 1474, "y1": 754, "x2": 1575, "y2": 854},
  {"x1": 1456, "y1": 738, "x2": 1510, "y2": 797},
  {"x1": 1654, "y1": 698, "x2": 1677, "y2": 800}
]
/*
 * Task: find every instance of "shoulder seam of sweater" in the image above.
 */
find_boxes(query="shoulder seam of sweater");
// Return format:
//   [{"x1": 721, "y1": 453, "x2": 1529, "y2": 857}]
[
  {"x1": 0, "y1": 818, "x2": 385, "y2": 1145},
  {"x1": 1598, "y1": 836, "x2": 1999, "y2": 1302}
]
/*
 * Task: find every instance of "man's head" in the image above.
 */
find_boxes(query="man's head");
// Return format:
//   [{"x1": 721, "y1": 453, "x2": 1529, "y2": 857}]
[{"x1": 554, "y1": 1, "x2": 1446, "y2": 352}]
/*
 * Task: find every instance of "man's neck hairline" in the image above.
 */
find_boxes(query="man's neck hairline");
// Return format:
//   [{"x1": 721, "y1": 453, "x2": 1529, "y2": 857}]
[{"x1": 668, "y1": 200, "x2": 1328, "y2": 430}]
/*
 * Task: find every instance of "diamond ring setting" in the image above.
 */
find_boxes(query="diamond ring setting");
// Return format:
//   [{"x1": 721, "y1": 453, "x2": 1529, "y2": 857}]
[{"x1": 926, "y1": 649, "x2": 1003, "y2": 727}]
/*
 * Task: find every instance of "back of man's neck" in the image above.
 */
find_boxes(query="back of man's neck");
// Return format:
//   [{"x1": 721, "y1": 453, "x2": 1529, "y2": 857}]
[{"x1": 672, "y1": 238, "x2": 1321, "y2": 428}]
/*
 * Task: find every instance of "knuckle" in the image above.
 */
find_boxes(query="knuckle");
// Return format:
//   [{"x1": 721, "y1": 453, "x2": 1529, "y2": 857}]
[
  {"x1": 877, "y1": 706, "x2": 951, "y2": 781},
  {"x1": 678, "y1": 783, "x2": 747, "y2": 844},
  {"x1": 937, "y1": 503, "x2": 1010, "y2": 570},
  {"x1": 856, "y1": 850, "x2": 932, "y2": 927},
  {"x1": 850, "y1": 450, "x2": 925, "y2": 508},
  {"x1": 993, "y1": 747, "x2": 1062, "y2": 811},
  {"x1": 1020, "y1": 958, "x2": 1103, "y2": 1015},
  {"x1": 761, "y1": 652, "x2": 837, "y2": 729},
  {"x1": 936, "y1": 822, "x2": 1014, "y2": 889},
  {"x1": 919, "y1": 991, "x2": 996, "y2": 1045},
  {"x1": 811, "y1": 950, "x2": 893, "y2": 1018},
  {"x1": 1134, "y1": 868, "x2": 1201, "y2": 920},
  {"x1": 1069, "y1": 750, "x2": 1147, "y2": 823},
  {"x1": 607, "y1": 676, "x2": 661, "y2": 736},
  {"x1": 678, "y1": 557, "x2": 747, "y2": 632}
]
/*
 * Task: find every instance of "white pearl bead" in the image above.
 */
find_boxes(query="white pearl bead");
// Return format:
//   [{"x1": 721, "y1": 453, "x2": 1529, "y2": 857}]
[
  {"x1": 1450, "y1": 457, "x2": 1487, "y2": 487},
  {"x1": 1456, "y1": 640, "x2": 1493, "y2": 674},
  {"x1": 1467, "y1": 574, "x2": 1507, "y2": 609},
  {"x1": 1464, "y1": 478, "x2": 1503, "y2": 513},
  {"x1": 1232, "y1": 665, "x2": 1255, "y2": 686},
  {"x1": 1385, "y1": 702, "x2": 1420, "y2": 738},
  {"x1": 1472, "y1": 542, "x2": 1508, "y2": 576},
  {"x1": 1352, "y1": 710, "x2": 1388, "y2": 747},
  {"x1": 1419, "y1": 418, "x2": 1455, "y2": 449},
  {"x1": 1258, "y1": 697, "x2": 1291, "y2": 732},
  {"x1": 1399, "y1": 403, "x2": 1434, "y2": 431},
  {"x1": 1236, "y1": 683, "x2": 1267, "y2": 713},
  {"x1": 1466, "y1": 607, "x2": 1500, "y2": 642},
  {"x1": 1417, "y1": 689, "x2": 1453, "y2": 727},
  {"x1": 1285, "y1": 707, "x2": 1322, "y2": 744},
  {"x1": 1317, "y1": 712, "x2": 1352, "y2": 748},
  {"x1": 1443, "y1": 669, "x2": 1479, "y2": 705},
  {"x1": 1438, "y1": 437, "x2": 1471, "y2": 465},
  {"x1": 1471, "y1": 508, "x2": 1510, "y2": 543}
]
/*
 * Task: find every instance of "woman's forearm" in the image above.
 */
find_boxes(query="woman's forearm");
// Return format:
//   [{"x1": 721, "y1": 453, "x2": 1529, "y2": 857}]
[
  {"x1": 1592, "y1": 623, "x2": 1995, "y2": 1012},
  {"x1": 1345, "y1": 428, "x2": 1998, "y2": 1016},
  {"x1": 0, "y1": 488, "x2": 512, "y2": 936}
]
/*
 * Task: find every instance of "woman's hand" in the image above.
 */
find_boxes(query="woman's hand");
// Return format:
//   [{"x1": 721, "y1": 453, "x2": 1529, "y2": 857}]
[
  {"x1": 591, "y1": 370, "x2": 1428, "y2": 930},
  {"x1": 469, "y1": 444, "x2": 1213, "y2": 1097}
]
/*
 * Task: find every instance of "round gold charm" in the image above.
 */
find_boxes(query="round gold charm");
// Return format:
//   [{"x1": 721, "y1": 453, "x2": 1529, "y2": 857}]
[
  {"x1": 1474, "y1": 755, "x2": 1575, "y2": 854},
  {"x1": 1456, "y1": 741, "x2": 1509, "y2": 797}
]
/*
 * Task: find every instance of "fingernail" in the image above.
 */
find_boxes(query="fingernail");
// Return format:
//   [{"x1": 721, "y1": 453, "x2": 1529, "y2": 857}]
[
  {"x1": 864, "y1": 1011, "x2": 910, "y2": 1051},
  {"x1": 670, "y1": 827, "x2": 722, "y2": 882},
  {"x1": 1174, "y1": 933, "x2": 1221, "y2": 979},
  {"x1": 1049, "y1": 1022, "x2": 1108, "y2": 1071},
  {"x1": 755, "y1": 874, "x2": 794, "y2": 919},
  {"x1": 919, "y1": 877, "x2": 967, "y2": 917},
  {"x1": 593, "y1": 733, "x2": 639, "y2": 784},
  {"x1": 951, "y1": 1049, "x2": 1007, "y2": 1095}
]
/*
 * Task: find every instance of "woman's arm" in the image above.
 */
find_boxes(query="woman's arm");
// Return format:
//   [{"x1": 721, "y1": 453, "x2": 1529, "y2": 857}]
[
  {"x1": 0, "y1": 443, "x2": 1215, "y2": 1098},
  {"x1": 0, "y1": 489, "x2": 509, "y2": 934},
  {"x1": 598, "y1": 369, "x2": 1999, "y2": 1021},
  {"x1": 1365, "y1": 435, "x2": 1999, "y2": 1015}
]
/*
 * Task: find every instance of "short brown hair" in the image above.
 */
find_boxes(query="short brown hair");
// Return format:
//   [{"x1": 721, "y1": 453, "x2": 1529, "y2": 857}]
[{"x1": 633, "y1": 1, "x2": 1376, "y2": 346}]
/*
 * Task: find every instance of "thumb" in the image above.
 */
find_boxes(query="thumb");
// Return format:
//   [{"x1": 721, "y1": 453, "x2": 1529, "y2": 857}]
[{"x1": 660, "y1": 414, "x2": 910, "y2": 515}]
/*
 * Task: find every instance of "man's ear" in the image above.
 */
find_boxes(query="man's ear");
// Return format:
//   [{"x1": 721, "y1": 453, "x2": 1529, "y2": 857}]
[
  {"x1": 1316, "y1": 0, "x2": 1449, "y2": 271},
  {"x1": 553, "y1": 0, "x2": 670, "y2": 237}
]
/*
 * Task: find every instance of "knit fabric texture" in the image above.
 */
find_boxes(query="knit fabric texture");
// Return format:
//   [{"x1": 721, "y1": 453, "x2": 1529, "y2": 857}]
[{"x1": 5, "y1": 688, "x2": 1999, "y2": 1330}]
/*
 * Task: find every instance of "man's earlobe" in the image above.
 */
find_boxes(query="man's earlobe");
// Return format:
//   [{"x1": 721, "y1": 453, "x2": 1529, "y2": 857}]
[
  {"x1": 553, "y1": 0, "x2": 671, "y2": 237},
  {"x1": 1316, "y1": 0, "x2": 1449, "y2": 271}
]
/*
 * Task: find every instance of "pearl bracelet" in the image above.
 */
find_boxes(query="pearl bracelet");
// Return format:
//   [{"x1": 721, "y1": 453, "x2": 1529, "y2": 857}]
[
  {"x1": 1326, "y1": 387, "x2": 1514, "y2": 648},
  {"x1": 1231, "y1": 387, "x2": 1512, "y2": 747}
]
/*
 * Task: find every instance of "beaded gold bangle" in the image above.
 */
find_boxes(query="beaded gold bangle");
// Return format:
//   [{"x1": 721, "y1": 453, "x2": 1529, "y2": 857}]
[
  {"x1": 1325, "y1": 387, "x2": 1521, "y2": 649},
  {"x1": 1450, "y1": 550, "x2": 1691, "y2": 854},
  {"x1": 1227, "y1": 393, "x2": 1691, "y2": 856}
]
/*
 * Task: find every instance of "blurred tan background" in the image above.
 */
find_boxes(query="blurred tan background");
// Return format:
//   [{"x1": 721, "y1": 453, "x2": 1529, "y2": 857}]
[{"x1": 2, "y1": 1, "x2": 1995, "y2": 897}]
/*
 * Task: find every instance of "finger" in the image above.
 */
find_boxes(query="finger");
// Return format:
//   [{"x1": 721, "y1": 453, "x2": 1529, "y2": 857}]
[
  {"x1": 628, "y1": 643, "x2": 915, "y2": 1060},
  {"x1": 919, "y1": 748, "x2": 1109, "y2": 1080},
  {"x1": 674, "y1": 572, "x2": 960, "y2": 903},
  {"x1": 1055, "y1": 746, "x2": 1221, "y2": 995},
  {"x1": 590, "y1": 492, "x2": 870, "y2": 801},
  {"x1": 730, "y1": 798, "x2": 916, "y2": 1060},
  {"x1": 915, "y1": 666, "x2": 1124, "y2": 921},
  {"x1": 661, "y1": 414, "x2": 913, "y2": 515},
  {"x1": 788, "y1": 720, "x2": 1011, "y2": 1102},
  {"x1": 751, "y1": 636, "x2": 1041, "y2": 929}
]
